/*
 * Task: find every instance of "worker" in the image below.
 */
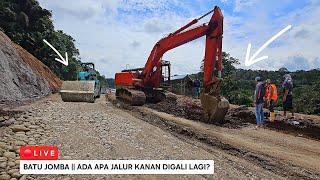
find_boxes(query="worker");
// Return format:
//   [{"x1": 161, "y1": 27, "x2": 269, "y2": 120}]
[
  {"x1": 193, "y1": 78, "x2": 201, "y2": 98},
  {"x1": 254, "y1": 76, "x2": 265, "y2": 128},
  {"x1": 265, "y1": 79, "x2": 278, "y2": 121},
  {"x1": 282, "y1": 74, "x2": 294, "y2": 117}
]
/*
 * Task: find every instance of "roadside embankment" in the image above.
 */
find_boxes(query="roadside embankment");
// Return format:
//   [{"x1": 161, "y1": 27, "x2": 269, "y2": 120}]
[{"x1": 0, "y1": 31, "x2": 61, "y2": 109}]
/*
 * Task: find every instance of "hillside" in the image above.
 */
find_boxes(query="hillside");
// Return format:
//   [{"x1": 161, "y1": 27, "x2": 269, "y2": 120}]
[
  {"x1": 0, "y1": 0, "x2": 107, "y2": 84},
  {"x1": 0, "y1": 31, "x2": 61, "y2": 107}
]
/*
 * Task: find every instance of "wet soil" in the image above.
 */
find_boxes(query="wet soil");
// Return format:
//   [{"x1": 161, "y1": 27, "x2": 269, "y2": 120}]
[
  {"x1": 111, "y1": 99, "x2": 320, "y2": 179},
  {"x1": 144, "y1": 94, "x2": 320, "y2": 140}
]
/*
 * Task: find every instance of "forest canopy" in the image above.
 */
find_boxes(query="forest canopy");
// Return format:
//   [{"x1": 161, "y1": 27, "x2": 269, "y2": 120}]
[
  {"x1": 0, "y1": 0, "x2": 107, "y2": 85},
  {"x1": 213, "y1": 53, "x2": 320, "y2": 115},
  {"x1": 1, "y1": 0, "x2": 319, "y2": 115}
]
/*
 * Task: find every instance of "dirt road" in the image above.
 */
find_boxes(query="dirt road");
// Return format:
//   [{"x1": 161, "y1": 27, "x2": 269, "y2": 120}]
[{"x1": 0, "y1": 94, "x2": 319, "y2": 179}]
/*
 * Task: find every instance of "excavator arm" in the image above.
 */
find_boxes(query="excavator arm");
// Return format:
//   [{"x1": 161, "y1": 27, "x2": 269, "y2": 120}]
[
  {"x1": 115, "y1": 6, "x2": 229, "y2": 122},
  {"x1": 142, "y1": 6, "x2": 223, "y2": 90}
]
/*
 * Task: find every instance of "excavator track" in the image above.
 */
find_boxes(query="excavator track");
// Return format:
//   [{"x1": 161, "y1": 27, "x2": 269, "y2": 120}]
[{"x1": 116, "y1": 88, "x2": 146, "y2": 106}]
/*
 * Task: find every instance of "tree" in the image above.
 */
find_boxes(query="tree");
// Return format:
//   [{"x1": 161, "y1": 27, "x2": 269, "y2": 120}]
[
  {"x1": 0, "y1": 0, "x2": 104, "y2": 81},
  {"x1": 200, "y1": 52, "x2": 240, "y2": 75},
  {"x1": 278, "y1": 67, "x2": 289, "y2": 73}
]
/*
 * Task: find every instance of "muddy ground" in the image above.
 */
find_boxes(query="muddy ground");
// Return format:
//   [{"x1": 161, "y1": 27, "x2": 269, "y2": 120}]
[
  {"x1": 0, "y1": 93, "x2": 319, "y2": 179},
  {"x1": 145, "y1": 94, "x2": 320, "y2": 140},
  {"x1": 108, "y1": 93, "x2": 320, "y2": 179}
]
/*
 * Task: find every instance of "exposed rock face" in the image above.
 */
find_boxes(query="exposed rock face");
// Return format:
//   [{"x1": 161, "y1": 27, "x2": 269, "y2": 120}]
[{"x1": 0, "y1": 31, "x2": 61, "y2": 105}]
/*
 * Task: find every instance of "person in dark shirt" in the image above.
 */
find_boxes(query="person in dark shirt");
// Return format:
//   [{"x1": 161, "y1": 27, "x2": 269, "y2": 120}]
[
  {"x1": 254, "y1": 76, "x2": 265, "y2": 128},
  {"x1": 282, "y1": 74, "x2": 294, "y2": 117},
  {"x1": 193, "y1": 79, "x2": 201, "y2": 98}
]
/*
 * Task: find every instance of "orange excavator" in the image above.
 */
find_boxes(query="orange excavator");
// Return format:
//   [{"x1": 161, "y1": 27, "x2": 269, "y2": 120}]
[{"x1": 115, "y1": 6, "x2": 229, "y2": 122}]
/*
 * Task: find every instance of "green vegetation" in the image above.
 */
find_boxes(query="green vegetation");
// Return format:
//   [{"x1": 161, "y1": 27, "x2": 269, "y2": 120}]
[
  {"x1": 0, "y1": 0, "x2": 107, "y2": 86},
  {"x1": 219, "y1": 54, "x2": 320, "y2": 115},
  {"x1": 106, "y1": 78, "x2": 115, "y2": 88},
  {"x1": 176, "y1": 52, "x2": 320, "y2": 115},
  {"x1": 1, "y1": 1, "x2": 318, "y2": 114}
]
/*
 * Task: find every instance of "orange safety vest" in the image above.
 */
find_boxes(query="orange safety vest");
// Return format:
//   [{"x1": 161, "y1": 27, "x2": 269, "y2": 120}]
[{"x1": 265, "y1": 84, "x2": 278, "y2": 101}]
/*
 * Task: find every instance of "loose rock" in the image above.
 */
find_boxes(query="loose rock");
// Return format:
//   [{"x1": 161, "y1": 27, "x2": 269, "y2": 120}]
[
  {"x1": 28, "y1": 141, "x2": 36, "y2": 145},
  {"x1": 7, "y1": 169, "x2": 18, "y2": 175},
  {"x1": 10, "y1": 125, "x2": 30, "y2": 132},
  {"x1": 0, "y1": 157, "x2": 7, "y2": 162},
  {"x1": 0, "y1": 142, "x2": 7, "y2": 149},
  {"x1": 7, "y1": 162, "x2": 15, "y2": 167},
  {"x1": 3, "y1": 152, "x2": 15, "y2": 159},
  {"x1": 27, "y1": 125, "x2": 38, "y2": 129},
  {"x1": 0, "y1": 174, "x2": 10, "y2": 180},
  {"x1": 10, "y1": 172, "x2": 20, "y2": 178},
  {"x1": 13, "y1": 141, "x2": 25, "y2": 146},
  {"x1": 0, "y1": 162, "x2": 6, "y2": 169},
  {"x1": 19, "y1": 175, "x2": 26, "y2": 180}
]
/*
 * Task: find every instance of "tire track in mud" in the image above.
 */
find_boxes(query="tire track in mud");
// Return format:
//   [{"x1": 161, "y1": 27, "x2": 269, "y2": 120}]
[{"x1": 111, "y1": 101, "x2": 319, "y2": 180}]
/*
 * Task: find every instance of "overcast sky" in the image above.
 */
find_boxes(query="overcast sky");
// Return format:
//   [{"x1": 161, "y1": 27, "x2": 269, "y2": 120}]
[{"x1": 38, "y1": 0, "x2": 320, "y2": 78}]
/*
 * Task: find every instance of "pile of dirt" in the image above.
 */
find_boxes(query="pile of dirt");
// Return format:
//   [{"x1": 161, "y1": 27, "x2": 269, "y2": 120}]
[
  {"x1": 223, "y1": 105, "x2": 256, "y2": 128},
  {"x1": 0, "y1": 31, "x2": 61, "y2": 108},
  {"x1": 146, "y1": 93, "x2": 320, "y2": 135},
  {"x1": 266, "y1": 116, "x2": 320, "y2": 139},
  {"x1": 147, "y1": 94, "x2": 254, "y2": 128},
  {"x1": 147, "y1": 94, "x2": 203, "y2": 121}
]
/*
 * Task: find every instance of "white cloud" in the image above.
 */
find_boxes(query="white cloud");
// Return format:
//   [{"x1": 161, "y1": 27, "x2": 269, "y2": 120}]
[
  {"x1": 119, "y1": 0, "x2": 182, "y2": 12},
  {"x1": 222, "y1": 0, "x2": 320, "y2": 71},
  {"x1": 234, "y1": 0, "x2": 257, "y2": 12},
  {"x1": 38, "y1": 0, "x2": 320, "y2": 78},
  {"x1": 38, "y1": 0, "x2": 204, "y2": 77}
]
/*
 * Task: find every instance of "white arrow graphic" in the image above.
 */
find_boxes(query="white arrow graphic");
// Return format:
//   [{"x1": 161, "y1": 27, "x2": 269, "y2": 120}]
[
  {"x1": 43, "y1": 39, "x2": 68, "y2": 66},
  {"x1": 245, "y1": 25, "x2": 292, "y2": 66}
]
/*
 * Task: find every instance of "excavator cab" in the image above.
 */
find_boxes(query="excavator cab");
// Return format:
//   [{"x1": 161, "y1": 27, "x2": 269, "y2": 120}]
[
  {"x1": 116, "y1": 60, "x2": 171, "y2": 105},
  {"x1": 160, "y1": 60, "x2": 171, "y2": 89}
]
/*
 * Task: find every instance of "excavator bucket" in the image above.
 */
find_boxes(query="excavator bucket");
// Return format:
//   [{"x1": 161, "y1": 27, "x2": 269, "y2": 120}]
[
  {"x1": 60, "y1": 81, "x2": 96, "y2": 103},
  {"x1": 200, "y1": 93, "x2": 230, "y2": 123}
]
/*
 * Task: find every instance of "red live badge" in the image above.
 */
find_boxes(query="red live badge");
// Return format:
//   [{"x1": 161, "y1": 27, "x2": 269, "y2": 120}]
[{"x1": 20, "y1": 146, "x2": 58, "y2": 160}]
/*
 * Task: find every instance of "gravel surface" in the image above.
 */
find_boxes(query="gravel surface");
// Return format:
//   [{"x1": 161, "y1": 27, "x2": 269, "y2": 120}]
[
  {"x1": 0, "y1": 94, "x2": 286, "y2": 179},
  {"x1": 2, "y1": 93, "x2": 320, "y2": 179}
]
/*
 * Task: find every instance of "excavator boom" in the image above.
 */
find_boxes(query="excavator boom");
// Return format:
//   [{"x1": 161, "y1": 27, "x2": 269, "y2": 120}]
[
  {"x1": 115, "y1": 6, "x2": 229, "y2": 122},
  {"x1": 142, "y1": 7, "x2": 223, "y2": 88}
]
